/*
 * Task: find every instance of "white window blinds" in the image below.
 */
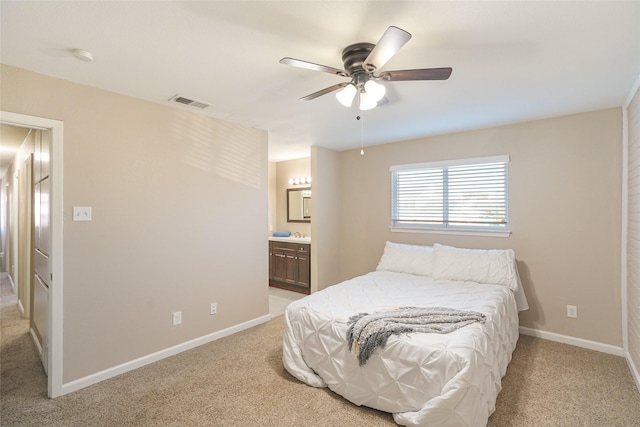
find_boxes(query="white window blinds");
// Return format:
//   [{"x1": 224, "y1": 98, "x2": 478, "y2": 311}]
[{"x1": 391, "y1": 156, "x2": 509, "y2": 231}]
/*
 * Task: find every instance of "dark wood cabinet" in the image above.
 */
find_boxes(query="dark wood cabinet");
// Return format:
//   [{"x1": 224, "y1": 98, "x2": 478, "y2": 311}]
[{"x1": 269, "y1": 240, "x2": 311, "y2": 294}]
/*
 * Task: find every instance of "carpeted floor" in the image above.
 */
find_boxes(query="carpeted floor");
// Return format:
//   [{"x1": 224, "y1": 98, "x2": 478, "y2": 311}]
[{"x1": 2, "y1": 275, "x2": 640, "y2": 426}]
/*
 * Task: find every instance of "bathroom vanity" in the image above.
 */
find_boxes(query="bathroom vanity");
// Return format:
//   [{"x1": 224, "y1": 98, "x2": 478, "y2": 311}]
[{"x1": 269, "y1": 238, "x2": 311, "y2": 294}]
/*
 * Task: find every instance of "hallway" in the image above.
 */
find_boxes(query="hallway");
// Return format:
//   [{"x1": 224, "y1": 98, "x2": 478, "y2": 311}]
[{"x1": 0, "y1": 274, "x2": 48, "y2": 412}]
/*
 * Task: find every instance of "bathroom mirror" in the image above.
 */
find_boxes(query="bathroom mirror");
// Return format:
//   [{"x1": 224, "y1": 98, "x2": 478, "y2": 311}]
[{"x1": 287, "y1": 187, "x2": 311, "y2": 223}]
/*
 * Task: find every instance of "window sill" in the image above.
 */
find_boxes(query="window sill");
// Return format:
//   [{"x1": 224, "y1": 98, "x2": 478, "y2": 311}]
[{"x1": 390, "y1": 225, "x2": 511, "y2": 238}]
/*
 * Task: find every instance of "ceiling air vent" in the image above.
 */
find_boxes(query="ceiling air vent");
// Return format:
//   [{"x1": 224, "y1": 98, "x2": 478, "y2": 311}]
[{"x1": 169, "y1": 95, "x2": 211, "y2": 110}]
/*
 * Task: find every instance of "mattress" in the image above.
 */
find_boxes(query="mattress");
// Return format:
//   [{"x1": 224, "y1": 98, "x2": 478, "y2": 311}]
[{"x1": 282, "y1": 270, "x2": 520, "y2": 426}]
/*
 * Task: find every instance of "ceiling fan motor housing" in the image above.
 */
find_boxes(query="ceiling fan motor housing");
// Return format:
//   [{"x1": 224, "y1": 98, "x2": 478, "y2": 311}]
[{"x1": 341, "y1": 43, "x2": 375, "y2": 75}]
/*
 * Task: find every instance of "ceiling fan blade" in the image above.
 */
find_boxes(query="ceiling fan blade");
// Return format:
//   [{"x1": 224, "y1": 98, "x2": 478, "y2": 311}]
[
  {"x1": 377, "y1": 96, "x2": 390, "y2": 107},
  {"x1": 280, "y1": 57, "x2": 349, "y2": 77},
  {"x1": 300, "y1": 83, "x2": 348, "y2": 101},
  {"x1": 363, "y1": 26, "x2": 411, "y2": 72},
  {"x1": 378, "y1": 67, "x2": 453, "y2": 81}
]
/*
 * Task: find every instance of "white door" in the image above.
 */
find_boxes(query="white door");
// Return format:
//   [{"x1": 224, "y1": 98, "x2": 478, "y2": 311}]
[
  {"x1": 18, "y1": 154, "x2": 33, "y2": 319},
  {"x1": 33, "y1": 129, "x2": 51, "y2": 374}
]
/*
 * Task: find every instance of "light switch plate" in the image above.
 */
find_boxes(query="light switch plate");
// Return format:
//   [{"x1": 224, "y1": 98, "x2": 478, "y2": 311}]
[{"x1": 73, "y1": 206, "x2": 92, "y2": 222}]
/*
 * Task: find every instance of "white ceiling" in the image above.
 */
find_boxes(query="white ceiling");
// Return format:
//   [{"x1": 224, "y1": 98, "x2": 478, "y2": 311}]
[{"x1": 1, "y1": 1, "x2": 639, "y2": 162}]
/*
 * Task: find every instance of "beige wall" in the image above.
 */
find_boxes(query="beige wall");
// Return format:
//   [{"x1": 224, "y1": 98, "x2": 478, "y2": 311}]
[
  {"x1": 273, "y1": 157, "x2": 311, "y2": 236},
  {"x1": 334, "y1": 109, "x2": 623, "y2": 347},
  {"x1": 1, "y1": 155, "x2": 18, "y2": 287},
  {"x1": 1, "y1": 64, "x2": 268, "y2": 383},
  {"x1": 268, "y1": 161, "x2": 276, "y2": 236},
  {"x1": 1, "y1": 153, "x2": 17, "y2": 281},
  {"x1": 311, "y1": 146, "x2": 341, "y2": 292},
  {"x1": 627, "y1": 84, "x2": 640, "y2": 378},
  {"x1": 0, "y1": 176, "x2": 6, "y2": 273}
]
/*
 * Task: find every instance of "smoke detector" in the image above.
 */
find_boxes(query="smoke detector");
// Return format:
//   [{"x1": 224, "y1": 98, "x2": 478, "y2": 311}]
[
  {"x1": 72, "y1": 49, "x2": 94, "y2": 62},
  {"x1": 168, "y1": 95, "x2": 211, "y2": 110}
]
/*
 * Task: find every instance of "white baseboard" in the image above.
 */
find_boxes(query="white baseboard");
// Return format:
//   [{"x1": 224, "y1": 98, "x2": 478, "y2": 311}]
[
  {"x1": 60, "y1": 314, "x2": 272, "y2": 396},
  {"x1": 17, "y1": 298, "x2": 25, "y2": 316},
  {"x1": 626, "y1": 350, "x2": 640, "y2": 393},
  {"x1": 519, "y1": 326, "x2": 624, "y2": 356},
  {"x1": 30, "y1": 327, "x2": 44, "y2": 356},
  {"x1": 4, "y1": 273, "x2": 15, "y2": 292}
]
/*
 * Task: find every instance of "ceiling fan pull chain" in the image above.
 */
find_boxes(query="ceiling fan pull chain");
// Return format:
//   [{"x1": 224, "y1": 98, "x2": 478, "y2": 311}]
[{"x1": 357, "y1": 115, "x2": 365, "y2": 156}]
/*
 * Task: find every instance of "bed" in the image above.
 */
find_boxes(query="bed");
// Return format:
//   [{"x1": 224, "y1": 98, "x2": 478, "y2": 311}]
[{"x1": 282, "y1": 242, "x2": 529, "y2": 427}]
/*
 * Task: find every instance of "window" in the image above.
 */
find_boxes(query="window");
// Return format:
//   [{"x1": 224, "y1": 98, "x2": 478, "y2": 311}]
[{"x1": 390, "y1": 155, "x2": 509, "y2": 235}]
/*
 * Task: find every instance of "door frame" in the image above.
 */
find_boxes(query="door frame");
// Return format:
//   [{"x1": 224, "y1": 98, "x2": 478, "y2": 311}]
[{"x1": 0, "y1": 110, "x2": 63, "y2": 398}]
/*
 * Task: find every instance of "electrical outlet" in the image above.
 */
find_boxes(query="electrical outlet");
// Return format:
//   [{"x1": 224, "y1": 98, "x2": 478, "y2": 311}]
[
  {"x1": 210, "y1": 302, "x2": 217, "y2": 315},
  {"x1": 172, "y1": 311, "x2": 182, "y2": 325},
  {"x1": 566, "y1": 305, "x2": 578, "y2": 319}
]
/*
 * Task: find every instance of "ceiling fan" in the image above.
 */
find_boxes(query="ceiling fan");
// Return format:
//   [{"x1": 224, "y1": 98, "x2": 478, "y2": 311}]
[{"x1": 280, "y1": 26, "x2": 452, "y2": 111}]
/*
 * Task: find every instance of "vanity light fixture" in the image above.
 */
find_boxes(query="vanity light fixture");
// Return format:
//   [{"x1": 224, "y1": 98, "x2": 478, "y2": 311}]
[{"x1": 289, "y1": 177, "x2": 312, "y2": 185}]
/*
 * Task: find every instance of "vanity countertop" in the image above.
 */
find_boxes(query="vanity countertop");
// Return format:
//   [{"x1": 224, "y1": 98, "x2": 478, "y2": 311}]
[{"x1": 269, "y1": 236, "x2": 311, "y2": 244}]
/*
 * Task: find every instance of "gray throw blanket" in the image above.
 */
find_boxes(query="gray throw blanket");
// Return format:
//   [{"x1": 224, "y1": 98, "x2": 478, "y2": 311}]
[{"x1": 347, "y1": 307, "x2": 486, "y2": 366}]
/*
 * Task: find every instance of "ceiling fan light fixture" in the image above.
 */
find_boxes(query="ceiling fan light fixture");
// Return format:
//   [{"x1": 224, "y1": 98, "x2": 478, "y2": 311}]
[
  {"x1": 336, "y1": 83, "x2": 357, "y2": 107},
  {"x1": 364, "y1": 80, "x2": 385, "y2": 102},
  {"x1": 359, "y1": 92, "x2": 377, "y2": 111}
]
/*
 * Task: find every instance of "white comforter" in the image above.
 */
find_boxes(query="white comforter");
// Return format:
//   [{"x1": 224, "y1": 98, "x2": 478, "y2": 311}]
[{"x1": 282, "y1": 270, "x2": 519, "y2": 426}]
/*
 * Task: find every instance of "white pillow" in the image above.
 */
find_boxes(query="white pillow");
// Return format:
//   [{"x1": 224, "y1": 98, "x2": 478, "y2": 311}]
[
  {"x1": 376, "y1": 242, "x2": 434, "y2": 276},
  {"x1": 432, "y1": 243, "x2": 518, "y2": 290}
]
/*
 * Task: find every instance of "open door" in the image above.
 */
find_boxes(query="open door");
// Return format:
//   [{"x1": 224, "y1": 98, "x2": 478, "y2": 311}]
[
  {"x1": 18, "y1": 153, "x2": 33, "y2": 320},
  {"x1": 1, "y1": 110, "x2": 62, "y2": 397},
  {"x1": 32, "y1": 129, "x2": 51, "y2": 374}
]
